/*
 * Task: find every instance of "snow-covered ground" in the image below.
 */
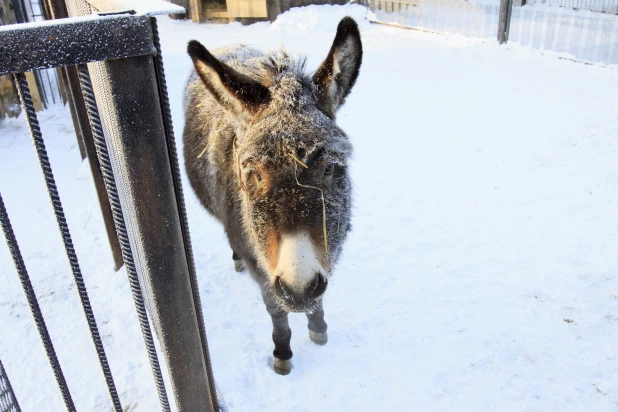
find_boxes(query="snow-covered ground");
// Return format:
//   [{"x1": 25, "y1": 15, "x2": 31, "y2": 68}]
[{"x1": 1, "y1": 4, "x2": 618, "y2": 411}]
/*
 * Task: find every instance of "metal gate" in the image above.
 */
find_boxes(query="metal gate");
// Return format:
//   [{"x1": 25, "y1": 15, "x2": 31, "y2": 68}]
[
  {"x1": 1, "y1": 0, "x2": 63, "y2": 118},
  {"x1": 0, "y1": 0, "x2": 221, "y2": 410},
  {"x1": 0, "y1": 360, "x2": 19, "y2": 412}
]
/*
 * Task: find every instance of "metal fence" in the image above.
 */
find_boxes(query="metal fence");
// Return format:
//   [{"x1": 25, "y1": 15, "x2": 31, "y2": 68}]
[
  {"x1": 366, "y1": 0, "x2": 502, "y2": 38},
  {"x1": 0, "y1": 0, "x2": 221, "y2": 410},
  {"x1": 1, "y1": 0, "x2": 63, "y2": 111},
  {"x1": 364, "y1": 0, "x2": 618, "y2": 64},
  {"x1": 508, "y1": 0, "x2": 618, "y2": 63},
  {"x1": 525, "y1": 0, "x2": 618, "y2": 14},
  {"x1": 0, "y1": 360, "x2": 20, "y2": 412}
]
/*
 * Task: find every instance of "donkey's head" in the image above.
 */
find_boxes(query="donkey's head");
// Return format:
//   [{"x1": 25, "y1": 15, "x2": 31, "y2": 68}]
[{"x1": 188, "y1": 17, "x2": 362, "y2": 312}]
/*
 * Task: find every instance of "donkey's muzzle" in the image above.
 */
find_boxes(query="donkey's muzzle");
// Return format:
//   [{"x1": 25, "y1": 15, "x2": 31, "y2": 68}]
[{"x1": 273, "y1": 274, "x2": 328, "y2": 311}]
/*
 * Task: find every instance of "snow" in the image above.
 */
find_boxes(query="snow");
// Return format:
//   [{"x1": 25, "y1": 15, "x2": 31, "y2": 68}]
[
  {"x1": 87, "y1": 0, "x2": 186, "y2": 16},
  {"x1": 269, "y1": 4, "x2": 372, "y2": 33},
  {"x1": 1, "y1": 4, "x2": 618, "y2": 411}
]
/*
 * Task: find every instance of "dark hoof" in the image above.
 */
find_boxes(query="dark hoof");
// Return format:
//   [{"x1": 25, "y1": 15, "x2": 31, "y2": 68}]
[
  {"x1": 273, "y1": 358, "x2": 291, "y2": 375},
  {"x1": 234, "y1": 259, "x2": 245, "y2": 273},
  {"x1": 309, "y1": 330, "x2": 328, "y2": 345}
]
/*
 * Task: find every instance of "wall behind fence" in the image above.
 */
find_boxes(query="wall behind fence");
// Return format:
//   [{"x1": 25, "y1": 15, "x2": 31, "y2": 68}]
[{"x1": 364, "y1": 0, "x2": 618, "y2": 64}]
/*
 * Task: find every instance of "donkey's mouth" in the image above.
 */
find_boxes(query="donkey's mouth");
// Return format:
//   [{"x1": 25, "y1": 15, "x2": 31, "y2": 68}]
[{"x1": 275, "y1": 296, "x2": 323, "y2": 314}]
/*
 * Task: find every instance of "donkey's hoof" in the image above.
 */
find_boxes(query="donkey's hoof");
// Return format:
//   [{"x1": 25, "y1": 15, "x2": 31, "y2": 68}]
[
  {"x1": 233, "y1": 259, "x2": 245, "y2": 273},
  {"x1": 273, "y1": 358, "x2": 291, "y2": 375},
  {"x1": 309, "y1": 330, "x2": 328, "y2": 345}
]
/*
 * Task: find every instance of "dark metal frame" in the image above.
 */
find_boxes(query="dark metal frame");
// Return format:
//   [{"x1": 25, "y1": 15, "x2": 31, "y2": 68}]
[
  {"x1": 0, "y1": 2, "x2": 218, "y2": 410},
  {"x1": 0, "y1": 358, "x2": 21, "y2": 412},
  {"x1": 0, "y1": 15, "x2": 156, "y2": 74},
  {"x1": 7, "y1": 0, "x2": 64, "y2": 111}
]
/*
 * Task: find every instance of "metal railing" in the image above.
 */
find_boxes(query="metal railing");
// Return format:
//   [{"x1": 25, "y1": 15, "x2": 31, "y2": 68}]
[
  {"x1": 363, "y1": 0, "x2": 618, "y2": 64},
  {"x1": 0, "y1": 359, "x2": 20, "y2": 412},
  {"x1": 4, "y1": 0, "x2": 63, "y2": 109},
  {"x1": 0, "y1": 0, "x2": 220, "y2": 410}
]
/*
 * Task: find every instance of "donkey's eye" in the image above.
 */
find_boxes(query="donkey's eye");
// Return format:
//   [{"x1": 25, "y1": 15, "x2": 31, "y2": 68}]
[{"x1": 244, "y1": 168, "x2": 266, "y2": 199}]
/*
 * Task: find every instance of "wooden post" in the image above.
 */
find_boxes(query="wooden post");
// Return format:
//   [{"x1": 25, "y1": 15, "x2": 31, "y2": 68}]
[
  {"x1": 24, "y1": 72, "x2": 43, "y2": 111},
  {"x1": 1, "y1": 0, "x2": 17, "y2": 24},
  {"x1": 190, "y1": 0, "x2": 203, "y2": 22},
  {"x1": 227, "y1": 0, "x2": 267, "y2": 18},
  {"x1": 0, "y1": 75, "x2": 21, "y2": 119},
  {"x1": 0, "y1": 0, "x2": 21, "y2": 120},
  {"x1": 497, "y1": 0, "x2": 513, "y2": 43},
  {"x1": 1, "y1": 0, "x2": 46, "y2": 115}
]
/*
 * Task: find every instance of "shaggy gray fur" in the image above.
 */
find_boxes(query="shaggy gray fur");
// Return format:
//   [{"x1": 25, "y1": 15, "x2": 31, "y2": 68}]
[
  {"x1": 183, "y1": 16, "x2": 362, "y2": 372},
  {"x1": 184, "y1": 45, "x2": 353, "y2": 277}
]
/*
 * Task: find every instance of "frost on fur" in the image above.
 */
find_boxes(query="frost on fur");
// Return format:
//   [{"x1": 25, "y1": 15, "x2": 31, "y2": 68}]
[{"x1": 183, "y1": 18, "x2": 362, "y2": 318}]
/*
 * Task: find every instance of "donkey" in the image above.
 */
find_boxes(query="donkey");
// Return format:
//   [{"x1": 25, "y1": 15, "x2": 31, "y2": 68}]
[{"x1": 183, "y1": 17, "x2": 362, "y2": 375}]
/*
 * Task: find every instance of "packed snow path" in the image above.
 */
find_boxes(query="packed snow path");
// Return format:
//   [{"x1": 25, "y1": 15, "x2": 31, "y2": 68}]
[{"x1": 1, "y1": 5, "x2": 617, "y2": 411}]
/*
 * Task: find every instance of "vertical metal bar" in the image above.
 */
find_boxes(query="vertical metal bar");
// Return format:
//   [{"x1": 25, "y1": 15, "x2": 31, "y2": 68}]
[
  {"x1": 84, "y1": 53, "x2": 216, "y2": 411},
  {"x1": 64, "y1": 65, "x2": 124, "y2": 271},
  {"x1": 62, "y1": 67, "x2": 89, "y2": 160},
  {"x1": 38, "y1": 0, "x2": 69, "y2": 106},
  {"x1": 44, "y1": 0, "x2": 124, "y2": 270},
  {"x1": 0, "y1": 192, "x2": 76, "y2": 412},
  {"x1": 76, "y1": 63, "x2": 171, "y2": 412},
  {"x1": 150, "y1": 17, "x2": 219, "y2": 409},
  {"x1": 0, "y1": 359, "x2": 22, "y2": 412},
  {"x1": 43, "y1": 0, "x2": 85, "y2": 159},
  {"x1": 13, "y1": 72, "x2": 122, "y2": 412}
]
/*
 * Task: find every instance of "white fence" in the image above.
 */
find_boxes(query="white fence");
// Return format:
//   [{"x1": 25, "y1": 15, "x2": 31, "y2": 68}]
[{"x1": 365, "y1": 0, "x2": 618, "y2": 64}]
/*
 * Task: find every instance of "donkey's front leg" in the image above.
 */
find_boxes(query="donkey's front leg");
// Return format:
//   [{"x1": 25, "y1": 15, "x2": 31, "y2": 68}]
[
  {"x1": 232, "y1": 250, "x2": 245, "y2": 272},
  {"x1": 261, "y1": 288, "x2": 292, "y2": 375},
  {"x1": 306, "y1": 300, "x2": 328, "y2": 345}
]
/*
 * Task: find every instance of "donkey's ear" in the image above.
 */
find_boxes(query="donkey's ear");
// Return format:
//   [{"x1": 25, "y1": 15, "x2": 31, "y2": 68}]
[
  {"x1": 313, "y1": 17, "x2": 363, "y2": 118},
  {"x1": 187, "y1": 41, "x2": 270, "y2": 121}
]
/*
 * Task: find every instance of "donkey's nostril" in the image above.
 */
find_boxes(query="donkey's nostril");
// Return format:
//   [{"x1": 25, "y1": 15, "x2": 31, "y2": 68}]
[
  {"x1": 274, "y1": 276, "x2": 292, "y2": 300},
  {"x1": 305, "y1": 273, "x2": 328, "y2": 300}
]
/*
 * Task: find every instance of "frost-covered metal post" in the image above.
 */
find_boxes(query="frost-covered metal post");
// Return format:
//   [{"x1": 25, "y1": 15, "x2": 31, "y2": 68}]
[
  {"x1": 84, "y1": 53, "x2": 216, "y2": 412},
  {"x1": 0, "y1": 359, "x2": 21, "y2": 412}
]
